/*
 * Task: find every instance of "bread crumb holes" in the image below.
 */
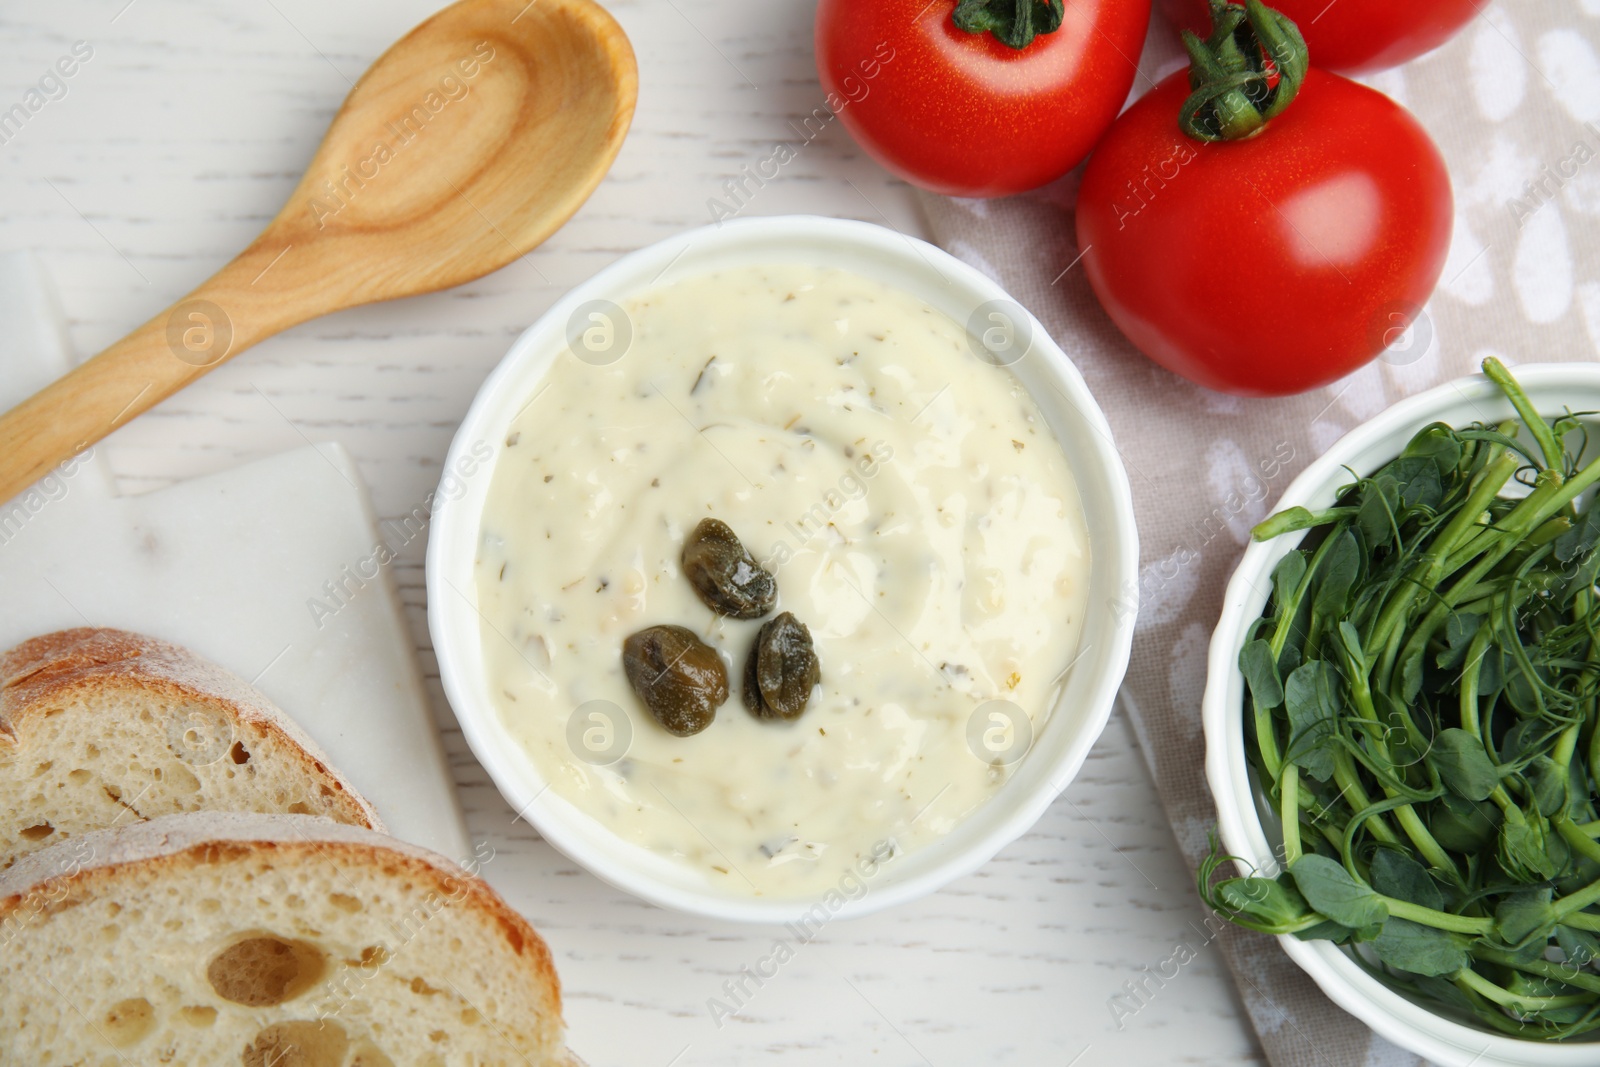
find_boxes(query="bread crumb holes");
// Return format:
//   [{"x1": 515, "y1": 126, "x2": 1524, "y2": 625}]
[
  {"x1": 205, "y1": 934, "x2": 327, "y2": 1006},
  {"x1": 101, "y1": 997, "x2": 155, "y2": 1048}
]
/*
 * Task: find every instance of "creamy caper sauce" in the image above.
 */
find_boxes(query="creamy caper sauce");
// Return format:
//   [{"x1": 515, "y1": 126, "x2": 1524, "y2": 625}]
[{"x1": 474, "y1": 265, "x2": 1090, "y2": 898}]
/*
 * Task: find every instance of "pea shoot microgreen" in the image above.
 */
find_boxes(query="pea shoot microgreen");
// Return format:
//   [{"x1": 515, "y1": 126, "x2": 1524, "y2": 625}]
[{"x1": 1202, "y1": 359, "x2": 1600, "y2": 1040}]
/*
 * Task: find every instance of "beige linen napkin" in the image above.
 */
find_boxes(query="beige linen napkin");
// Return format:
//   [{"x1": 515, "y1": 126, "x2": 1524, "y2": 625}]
[{"x1": 917, "y1": 5, "x2": 1600, "y2": 1064}]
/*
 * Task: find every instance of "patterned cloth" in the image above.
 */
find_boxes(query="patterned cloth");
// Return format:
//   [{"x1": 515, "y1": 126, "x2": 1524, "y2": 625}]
[{"x1": 917, "y1": 5, "x2": 1599, "y2": 1065}]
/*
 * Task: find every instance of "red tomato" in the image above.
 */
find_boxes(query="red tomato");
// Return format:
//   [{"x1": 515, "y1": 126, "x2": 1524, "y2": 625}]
[
  {"x1": 814, "y1": 0, "x2": 1150, "y2": 198},
  {"x1": 1157, "y1": 0, "x2": 1485, "y2": 74},
  {"x1": 1075, "y1": 69, "x2": 1453, "y2": 397}
]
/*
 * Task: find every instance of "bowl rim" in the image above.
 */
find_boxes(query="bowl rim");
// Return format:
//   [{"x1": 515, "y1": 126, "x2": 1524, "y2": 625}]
[
  {"x1": 425, "y1": 214, "x2": 1139, "y2": 922},
  {"x1": 1203, "y1": 361, "x2": 1600, "y2": 1066}
]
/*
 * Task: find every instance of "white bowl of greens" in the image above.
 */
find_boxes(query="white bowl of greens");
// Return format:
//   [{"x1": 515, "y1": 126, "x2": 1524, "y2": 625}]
[{"x1": 1203, "y1": 361, "x2": 1600, "y2": 1066}]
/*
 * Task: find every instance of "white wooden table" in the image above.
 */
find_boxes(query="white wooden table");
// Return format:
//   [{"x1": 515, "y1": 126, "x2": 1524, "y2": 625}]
[{"x1": 1, "y1": 2, "x2": 1265, "y2": 1063}]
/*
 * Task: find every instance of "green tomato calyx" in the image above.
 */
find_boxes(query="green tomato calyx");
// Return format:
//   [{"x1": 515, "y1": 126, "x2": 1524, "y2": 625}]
[
  {"x1": 951, "y1": 0, "x2": 1064, "y2": 51},
  {"x1": 1180, "y1": 0, "x2": 1310, "y2": 142}
]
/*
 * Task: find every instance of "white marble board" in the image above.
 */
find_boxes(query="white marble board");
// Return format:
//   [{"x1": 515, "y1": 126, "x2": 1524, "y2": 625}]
[{"x1": 0, "y1": 251, "x2": 470, "y2": 864}]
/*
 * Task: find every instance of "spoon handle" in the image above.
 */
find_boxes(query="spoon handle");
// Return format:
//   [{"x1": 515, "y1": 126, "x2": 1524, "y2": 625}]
[{"x1": 0, "y1": 250, "x2": 297, "y2": 503}]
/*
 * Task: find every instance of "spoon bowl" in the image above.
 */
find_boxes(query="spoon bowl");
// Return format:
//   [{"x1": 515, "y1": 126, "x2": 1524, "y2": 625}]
[
  {"x1": 0, "y1": 0, "x2": 635, "y2": 503},
  {"x1": 272, "y1": 0, "x2": 635, "y2": 306}
]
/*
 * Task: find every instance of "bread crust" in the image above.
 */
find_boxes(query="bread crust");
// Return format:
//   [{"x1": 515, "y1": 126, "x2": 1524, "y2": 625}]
[
  {"x1": 0, "y1": 812, "x2": 564, "y2": 1044},
  {"x1": 0, "y1": 627, "x2": 381, "y2": 831}
]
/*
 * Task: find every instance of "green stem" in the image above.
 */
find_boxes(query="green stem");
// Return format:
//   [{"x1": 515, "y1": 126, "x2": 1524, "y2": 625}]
[
  {"x1": 1382, "y1": 511, "x2": 1559, "y2": 699},
  {"x1": 1553, "y1": 875, "x2": 1600, "y2": 921},
  {"x1": 1251, "y1": 506, "x2": 1358, "y2": 541},
  {"x1": 1252, "y1": 694, "x2": 1283, "y2": 784},
  {"x1": 1281, "y1": 763, "x2": 1302, "y2": 865},
  {"x1": 1367, "y1": 452, "x2": 1521, "y2": 678},
  {"x1": 1554, "y1": 722, "x2": 1581, "y2": 772},
  {"x1": 1460, "y1": 625, "x2": 1493, "y2": 743},
  {"x1": 1386, "y1": 898, "x2": 1494, "y2": 935},
  {"x1": 1477, "y1": 946, "x2": 1600, "y2": 996},
  {"x1": 1556, "y1": 817, "x2": 1600, "y2": 867},
  {"x1": 1457, "y1": 967, "x2": 1592, "y2": 1010},
  {"x1": 1442, "y1": 470, "x2": 1570, "y2": 577},
  {"x1": 1592, "y1": 717, "x2": 1600, "y2": 803},
  {"x1": 1482, "y1": 357, "x2": 1564, "y2": 471},
  {"x1": 1269, "y1": 523, "x2": 1345, "y2": 661},
  {"x1": 1331, "y1": 751, "x2": 1401, "y2": 847},
  {"x1": 1395, "y1": 807, "x2": 1459, "y2": 879},
  {"x1": 1514, "y1": 455, "x2": 1600, "y2": 540},
  {"x1": 1460, "y1": 625, "x2": 1521, "y2": 814},
  {"x1": 1341, "y1": 794, "x2": 1413, "y2": 869}
]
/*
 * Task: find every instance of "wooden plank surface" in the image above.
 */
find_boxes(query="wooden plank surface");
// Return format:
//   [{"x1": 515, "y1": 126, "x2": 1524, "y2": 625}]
[{"x1": 0, "y1": 2, "x2": 1265, "y2": 1063}]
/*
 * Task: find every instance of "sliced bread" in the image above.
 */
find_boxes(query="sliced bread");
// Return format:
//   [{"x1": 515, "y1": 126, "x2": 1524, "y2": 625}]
[
  {"x1": 0, "y1": 812, "x2": 572, "y2": 1066},
  {"x1": 0, "y1": 628, "x2": 380, "y2": 869}
]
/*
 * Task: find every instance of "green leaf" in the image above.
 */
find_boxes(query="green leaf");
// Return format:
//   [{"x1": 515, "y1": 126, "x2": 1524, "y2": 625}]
[
  {"x1": 1495, "y1": 931, "x2": 1553, "y2": 967},
  {"x1": 1401, "y1": 423, "x2": 1463, "y2": 478},
  {"x1": 1289, "y1": 854, "x2": 1388, "y2": 930},
  {"x1": 1427, "y1": 729, "x2": 1499, "y2": 801},
  {"x1": 1504, "y1": 666, "x2": 1543, "y2": 717},
  {"x1": 1554, "y1": 499, "x2": 1600, "y2": 564},
  {"x1": 1435, "y1": 611, "x2": 1485, "y2": 671},
  {"x1": 1216, "y1": 874, "x2": 1312, "y2": 930},
  {"x1": 1276, "y1": 641, "x2": 1303, "y2": 680},
  {"x1": 1272, "y1": 550, "x2": 1307, "y2": 614},
  {"x1": 1372, "y1": 689, "x2": 1428, "y2": 770},
  {"x1": 1372, "y1": 917, "x2": 1469, "y2": 977},
  {"x1": 1390, "y1": 457, "x2": 1444, "y2": 512},
  {"x1": 1400, "y1": 649, "x2": 1425, "y2": 704},
  {"x1": 1524, "y1": 755, "x2": 1569, "y2": 819},
  {"x1": 1563, "y1": 552, "x2": 1600, "y2": 610},
  {"x1": 1504, "y1": 970, "x2": 1585, "y2": 1008},
  {"x1": 1312, "y1": 528, "x2": 1361, "y2": 617},
  {"x1": 1501, "y1": 719, "x2": 1556, "y2": 765},
  {"x1": 1495, "y1": 887, "x2": 1556, "y2": 949},
  {"x1": 1356, "y1": 477, "x2": 1400, "y2": 550},
  {"x1": 1428, "y1": 794, "x2": 1501, "y2": 853},
  {"x1": 1283, "y1": 661, "x2": 1342, "y2": 782},
  {"x1": 1519, "y1": 1002, "x2": 1593, "y2": 1025},
  {"x1": 1336, "y1": 621, "x2": 1365, "y2": 674},
  {"x1": 1412, "y1": 975, "x2": 1477, "y2": 1015},
  {"x1": 1369, "y1": 848, "x2": 1444, "y2": 911},
  {"x1": 1556, "y1": 925, "x2": 1600, "y2": 969},
  {"x1": 1499, "y1": 814, "x2": 1559, "y2": 883},
  {"x1": 1239, "y1": 639, "x2": 1284, "y2": 710},
  {"x1": 1478, "y1": 644, "x2": 1506, "y2": 696}
]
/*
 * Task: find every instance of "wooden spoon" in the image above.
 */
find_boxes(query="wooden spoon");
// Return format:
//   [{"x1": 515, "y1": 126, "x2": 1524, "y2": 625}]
[{"x1": 0, "y1": 0, "x2": 635, "y2": 504}]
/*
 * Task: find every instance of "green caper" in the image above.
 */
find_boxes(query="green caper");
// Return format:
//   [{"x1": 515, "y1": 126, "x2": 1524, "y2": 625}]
[
  {"x1": 742, "y1": 612, "x2": 821, "y2": 721},
  {"x1": 622, "y1": 625, "x2": 728, "y2": 737},
  {"x1": 682, "y1": 518, "x2": 776, "y2": 619}
]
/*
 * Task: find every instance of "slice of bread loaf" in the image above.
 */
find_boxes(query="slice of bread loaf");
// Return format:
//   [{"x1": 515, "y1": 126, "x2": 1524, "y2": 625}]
[
  {"x1": 0, "y1": 628, "x2": 380, "y2": 870},
  {"x1": 0, "y1": 812, "x2": 573, "y2": 1066}
]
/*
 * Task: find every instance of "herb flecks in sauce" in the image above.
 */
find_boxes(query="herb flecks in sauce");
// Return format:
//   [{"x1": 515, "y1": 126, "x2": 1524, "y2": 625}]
[{"x1": 473, "y1": 265, "x2": 1091, "y2": 896}]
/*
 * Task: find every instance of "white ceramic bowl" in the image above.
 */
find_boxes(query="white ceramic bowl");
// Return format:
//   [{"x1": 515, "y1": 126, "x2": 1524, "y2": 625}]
[
  {"x1": 1204, "y1": 362, "x2": 1600, "y2": 1066},
  {"x1": 427, "y1": 215, "x2": 1138, "y2": 922}
]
